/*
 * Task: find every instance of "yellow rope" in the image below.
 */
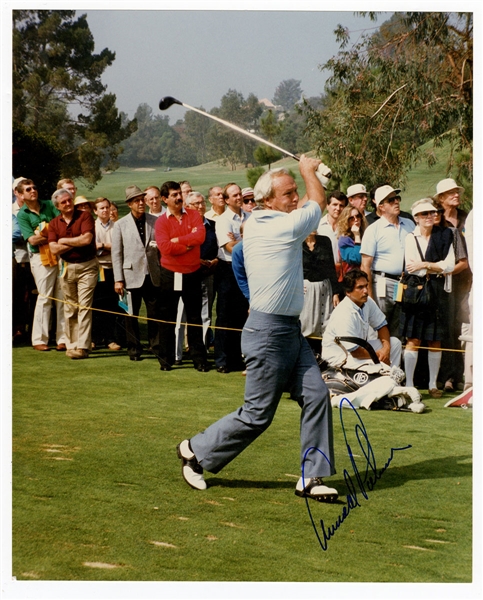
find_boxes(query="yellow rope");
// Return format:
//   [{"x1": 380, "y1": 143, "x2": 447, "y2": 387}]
[{"x1": 40, "y1": 293, "x2": 469, "y2": 354}]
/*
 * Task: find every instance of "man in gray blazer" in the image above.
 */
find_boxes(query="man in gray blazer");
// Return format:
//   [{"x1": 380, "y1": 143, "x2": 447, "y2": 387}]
[{"x1": 111, "y1": 185, "x2": 163, "y2": 364}]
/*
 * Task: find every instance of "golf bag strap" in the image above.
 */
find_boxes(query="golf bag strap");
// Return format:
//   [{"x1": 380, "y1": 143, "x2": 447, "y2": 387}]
[{"x1": 334, "y1": 336, "x2": 381, "y2": 364}]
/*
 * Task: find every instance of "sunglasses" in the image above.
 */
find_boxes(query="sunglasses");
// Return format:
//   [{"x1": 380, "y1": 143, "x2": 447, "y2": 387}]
[
  {"x1": 384, "y1": 195, "x2": 401, "y2": 204},
  {"x1": 243, "y1": 198, "x2": 256, "y2": 204},
  {"x1": 418, "y1": 211, "x2": 437, "y2": 217},
  {"x1": 23, "y1": 186, "x2": 37, "y2": 192}
]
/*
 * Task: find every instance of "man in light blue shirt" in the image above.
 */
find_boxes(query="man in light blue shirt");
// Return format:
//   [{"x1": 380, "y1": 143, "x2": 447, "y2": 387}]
[
  {"x1": 361, "y1": 185, "x2": 415, "y2": 336},
  {"x1": 177, "y1": 156, "x2": 338, "y2": 503}
]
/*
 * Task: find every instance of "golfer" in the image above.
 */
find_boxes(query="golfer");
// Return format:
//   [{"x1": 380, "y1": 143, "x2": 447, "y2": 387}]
[{"x1": 177, "y1": 155, "x2": 338, "y2": 502}]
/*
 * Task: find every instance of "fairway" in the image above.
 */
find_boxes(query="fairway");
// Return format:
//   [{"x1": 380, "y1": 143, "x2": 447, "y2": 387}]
[{"x1": 11, "y1": 343, "x2": 472, "y2": 584}]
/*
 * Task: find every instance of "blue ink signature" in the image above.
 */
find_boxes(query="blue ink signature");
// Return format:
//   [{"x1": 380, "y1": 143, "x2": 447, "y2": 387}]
[{"x1": 302, "y1": 398, "x2": 412, "y2": 551}]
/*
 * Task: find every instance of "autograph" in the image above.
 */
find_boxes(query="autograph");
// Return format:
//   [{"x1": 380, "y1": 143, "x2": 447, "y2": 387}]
[{"x1": 302, "y1": 398, "x2": 412, "y2": 551}]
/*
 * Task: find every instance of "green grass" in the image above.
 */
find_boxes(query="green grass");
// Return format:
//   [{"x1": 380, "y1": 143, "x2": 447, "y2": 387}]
[
  {"x1": 75, "y1": 141, "x2": 454, "y2": 217},
  {"x1": 11, "y1": 149, "x2": 473, "y2": 586},
  {"x1": 12, "y1": 343, "x2": 472, "y2": 583},
  {"x1": 76, "y1": 156, "x2": 301, "y2": 219}
]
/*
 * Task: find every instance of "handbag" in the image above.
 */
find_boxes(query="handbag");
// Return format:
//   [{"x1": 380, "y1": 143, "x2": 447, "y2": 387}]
[
  {"x1": 400, "y1": 236, "x2": 432, "y2": 310},
  {"x1": 401, "y1": 273, "x2": 432, "y2": 309}
]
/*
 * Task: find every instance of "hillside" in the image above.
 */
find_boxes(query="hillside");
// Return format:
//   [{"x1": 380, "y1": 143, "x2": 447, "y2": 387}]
[{"x1": 76, "y1": 140, "x2": 461, "y2": 217}]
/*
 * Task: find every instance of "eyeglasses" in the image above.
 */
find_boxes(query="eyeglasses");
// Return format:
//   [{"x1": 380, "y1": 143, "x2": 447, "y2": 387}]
[
  {"x1": 384, "y1": 195, "x2": 401, "y2": 204},
  {"x1": 349, "y1": 214, "x2": 362, "y2": 220},
  {"x1": 243, "y1": 198, "x2": 256, "y2": 204},
  {"x1": 23, "y1": 186, "x2": 37, "y2": 192},
  {"x1": 418, "y1": 211, "x2": 437, "y2": 217}
]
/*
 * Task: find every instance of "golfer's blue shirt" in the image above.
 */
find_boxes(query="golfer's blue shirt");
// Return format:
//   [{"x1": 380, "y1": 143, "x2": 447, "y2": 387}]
[{"x1": 242, "y1": 201, "x2": 321, "y2": 316}]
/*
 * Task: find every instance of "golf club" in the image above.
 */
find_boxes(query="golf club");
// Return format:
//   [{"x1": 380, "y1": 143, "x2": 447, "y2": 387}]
[{"x1": 159, "y1": 96, "x2": 331, "y2": 185}]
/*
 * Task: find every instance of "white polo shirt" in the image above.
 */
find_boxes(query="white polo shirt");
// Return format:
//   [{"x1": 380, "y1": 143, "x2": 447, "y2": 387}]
[
  {"x1": 322, "y1": 296, "x2": 387, "y2": 367},
  {"x1": 317, "y1": 214, "x2": 339, "y2": 263},
  {"x1": 243, "y1": 201, "x2": 321, "y2": 316},
  {"x1": 216, "y1": 208, "x2": 250, "y2": 262}
]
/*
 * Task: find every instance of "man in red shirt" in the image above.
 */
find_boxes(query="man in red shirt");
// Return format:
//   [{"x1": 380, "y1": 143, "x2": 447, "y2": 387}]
[
  {"x1": 48, "y1": 188, "x2": 98, "y2": 359},
  {"x1": 155, "y1": 181, "x2": 209, "y2": 371}
]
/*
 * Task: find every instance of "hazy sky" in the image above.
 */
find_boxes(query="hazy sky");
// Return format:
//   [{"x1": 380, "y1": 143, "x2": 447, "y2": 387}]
[{"x1": 78, "y1": 8, "x2": 389, "y2": 123}]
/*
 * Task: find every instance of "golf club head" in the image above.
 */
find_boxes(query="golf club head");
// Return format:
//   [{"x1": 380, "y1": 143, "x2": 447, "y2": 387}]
[{"x1": 159, "y1": 96, "x2": 183, "y2": 111}]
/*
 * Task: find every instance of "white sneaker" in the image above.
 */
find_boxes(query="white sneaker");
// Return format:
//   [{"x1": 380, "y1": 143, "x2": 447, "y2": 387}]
[
  {"x1": 295, "y1": 477, "x2": 338, "y2": 503},
  {"x1": 177, "y1": 440, "x2": 207, "y2": 490}
]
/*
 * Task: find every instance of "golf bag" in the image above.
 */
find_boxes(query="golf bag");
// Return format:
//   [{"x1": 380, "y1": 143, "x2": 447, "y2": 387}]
[{"x1": 318, "y1": 336, "x2": 425, "y2": 412}]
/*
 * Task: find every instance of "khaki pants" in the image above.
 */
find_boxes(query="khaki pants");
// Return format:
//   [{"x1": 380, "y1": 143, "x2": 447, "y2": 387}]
[
  {"x1": 60, "y1": 258, "x2": 99, "y2": 351},
  {"x1": 29, "y1": 253, "x2": 66, "y2": 346}
]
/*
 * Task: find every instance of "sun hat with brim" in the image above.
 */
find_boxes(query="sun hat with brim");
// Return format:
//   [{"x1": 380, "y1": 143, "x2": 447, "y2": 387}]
[
  {"x1": 241, "y1": 187, "x2": 255, "y2": 198},
  {"x1": 74, "y1": 195, "x2": 92, "y2": 206},
  {"x1": 346, "y1": 183, "x2": 367, "y2": 198},
  {"x1": 125, "y1": 185, "x2": 146, "y2": 202},
  {"x1": 412, "y1": 201, "x2": 437, "y2": 217},
  {"x1": 374, "y1": 185, "x2": 401, "y2": 207},
  {"x1": 434, "y1": 178, "x2": 464, "y2": 197}
]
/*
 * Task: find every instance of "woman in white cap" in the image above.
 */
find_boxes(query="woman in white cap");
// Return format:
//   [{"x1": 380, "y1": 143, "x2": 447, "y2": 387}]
[{"x1": 401, "y1": 199, "x2": 455, "y2": 398}]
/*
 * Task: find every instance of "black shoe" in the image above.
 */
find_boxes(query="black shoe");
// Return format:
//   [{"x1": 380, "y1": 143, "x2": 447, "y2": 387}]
[
  {"x1": 130, "y1": 356, "x2": 142, "y2": 362},
  {"x1": 216, "y1": 366, "x2": 229, "y2": 374},
  {"x1": 176, "y1": 440, "x2": 207, "y2": 490},
  {"x1": 160, "y1": 364, "x2": 172, "y2": 371},
  {"x1": 195, "y1": 363, "x2": 210, "y2": 372},
  {"x1": 174, "y1": 360, "x2": 183, "y2": 366}
]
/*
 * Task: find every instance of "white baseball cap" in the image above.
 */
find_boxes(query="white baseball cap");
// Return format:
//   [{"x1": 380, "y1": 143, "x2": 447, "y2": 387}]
[
  {"x1": 374, "y1": 185, "x2": 401, "y2": 207},
  {"x1": 435, "y1": 178, "x2": 464, "y2": 196},
  {"x1": 13, "y1": 177, "x2": 27, "y2": 191},
  {"x1": 412, "y1": 200, "x2": 437, "y2": 217},
  {"x1": 346, "y1": 183, "x2": 367, "y2": 198}
]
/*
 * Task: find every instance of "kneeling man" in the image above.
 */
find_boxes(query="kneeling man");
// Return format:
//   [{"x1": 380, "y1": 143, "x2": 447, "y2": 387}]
[{"x1": 322, "y1": 269, "x2": 401, "y2": 369}]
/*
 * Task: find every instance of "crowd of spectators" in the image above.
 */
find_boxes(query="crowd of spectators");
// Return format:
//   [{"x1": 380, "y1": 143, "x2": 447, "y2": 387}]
[{"x1": 12, "y1": 174, "x2": 472, "y2": 394}]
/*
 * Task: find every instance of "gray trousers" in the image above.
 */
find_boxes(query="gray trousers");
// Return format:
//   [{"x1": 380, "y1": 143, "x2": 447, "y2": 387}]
[{"x1": 190, "y1": 310, "x2": 335, "y2": 479}]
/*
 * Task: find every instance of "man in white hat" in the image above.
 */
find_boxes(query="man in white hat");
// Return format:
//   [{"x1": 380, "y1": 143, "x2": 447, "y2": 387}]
[
  {"x1": 433, "y1": 177, "x2": 471, "y2": 392},
  {"x1": 360, "y1": 184, "x2": 415, "y2": 338},
  {"x1": 434, "y1": 178, "x2": 467, "y2": 232},
  {"x1": 347, "y1": 183, "x2": 370, "y2": 216}
]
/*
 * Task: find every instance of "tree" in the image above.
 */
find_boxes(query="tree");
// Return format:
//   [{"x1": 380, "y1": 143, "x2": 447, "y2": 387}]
[
  {"x1": 182, "y1": 108, "x2": 215, "y2": 165},
  {"x1": 273, "y1": 79, "x2": 303, "y2": 112},
  {"x1": 13, "y1": 10, "x2": 136, "y2": 187},
  {"x1": 13, "y1": 124, "x2": 63, "y2": 198},
  {"x1": 207, "y1": 89, "x2": 263, "y2": 169},
  {"x1": 254, "y1": 110, "x2": 283, "y2": 168},
  {"x1": 301, "y1": 12, "x2": 473, "y2": 195}
]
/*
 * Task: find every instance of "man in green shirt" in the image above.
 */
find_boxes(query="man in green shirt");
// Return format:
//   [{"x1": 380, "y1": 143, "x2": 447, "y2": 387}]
[{"x1": 16, "y1": 179, "x2": 67, "y2": 351}]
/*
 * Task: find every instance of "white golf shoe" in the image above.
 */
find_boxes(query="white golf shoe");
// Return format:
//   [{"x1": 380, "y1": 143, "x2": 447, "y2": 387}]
[
  {"x1": 177, "y1": 439, "x2": 207, "y2": 490},
  {"x1": 295, "y1": 477, "x2": 338, "y2": 503}
]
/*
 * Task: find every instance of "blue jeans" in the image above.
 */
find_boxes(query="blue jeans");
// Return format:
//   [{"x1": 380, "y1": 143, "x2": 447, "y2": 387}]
[{"x1": 190, "y1": 310, "x2": 335, "y2": 478}]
